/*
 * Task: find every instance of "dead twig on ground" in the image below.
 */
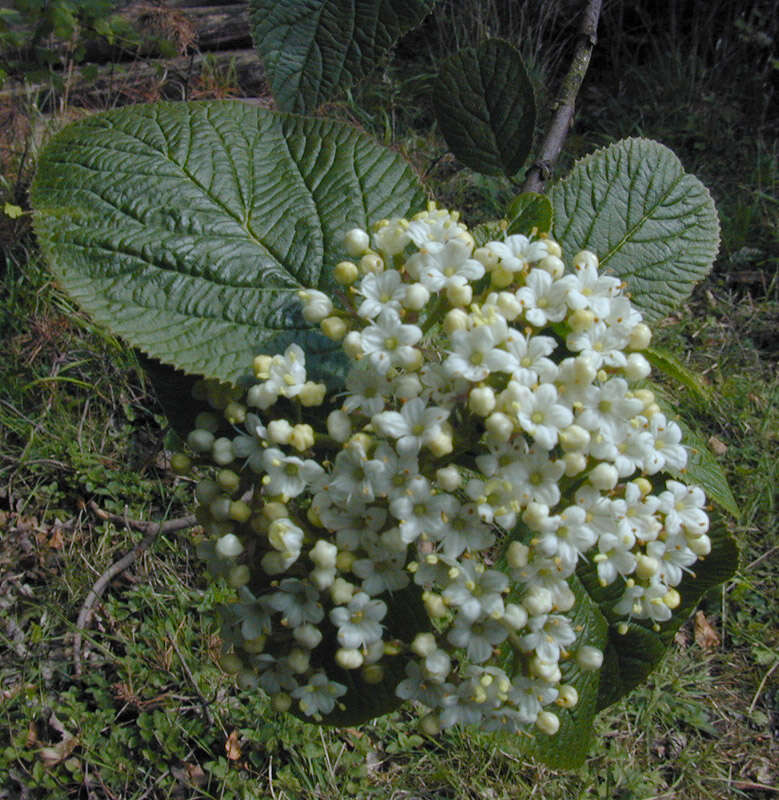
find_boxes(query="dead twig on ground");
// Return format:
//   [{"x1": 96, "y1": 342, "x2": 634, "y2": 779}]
[{"x1": 73, "y1": 502, "x2": 197, "y2": 676}]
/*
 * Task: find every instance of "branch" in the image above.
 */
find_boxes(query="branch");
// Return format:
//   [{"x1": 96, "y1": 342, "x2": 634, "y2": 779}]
[
  {"x1": 73, "y1": 502, "x2": 197, "y2": 676},
  {"x1": 521, "y1": 0, "x2": 603, "y2": 194}
]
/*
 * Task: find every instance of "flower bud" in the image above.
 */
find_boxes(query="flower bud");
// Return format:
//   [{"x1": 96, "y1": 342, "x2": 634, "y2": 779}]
[
  {"x1": 268, "y1": 419, "x2": 293, "y2": 444},
  {"x1": 272, "y1": 692, "x2": 292, "y2": 712},
  {"x1": 243, "y1": 634, "x2": 266, "y2": 653},
  {"x1": 419, "y1": 713, "x2": 442, "y2": 736},
  {"x1": 538, "y1": 255, "x2": 565, "y2": 279},
  {"x1": 576, "y1": 645, "x2": 603, "y2": 671},
  {"x1": 327, "y1": 410, "x2": 352, "y2": 442},
  {"x1": 506, "y1": 541, "x2": 530, "y2": 569},
  {"x1": 632, "y1": 477, "x2": 652, "y2": 497},
  {"x1": 287, "y1": 648, "x2": 310, "y2": 673},
  {"x1": 635, "y1": 554, "x2": 660, "y2": 579},
  {"x1": 436, "y1": 466, "x2": 461, "y2": 491},
  {"x1": 573, "y1": 250, "x2": 599, "y2": 271},
  {"x1": 293, "y1": 623, "x2": 323, "y2": 649},
  {"x1": 687, "y1": 534, "x2": 711, "y2": 556},
  {"x1": 228, "y1": 564, "x2": 251, "y2": 588},
  {"x1": 342, "y1": 331, "x2": 364, "y2": 359},
  {"x1": 422, "y1": 591, "x2": 447, "y2": 618},
  {"x1": 628, "y1": 322, "x2": 652, "y2": 350},
  {"x1": 403, "y1": 282, "x2": 430, "y2": 311},
  {"x1": 344, "y1": 228, "x2": 371, "y2": 257},
  {"x1": 361, "y1": 664, "x2": 385, "y2": 684},
  {"x1": 469, "y1": 386, "x2": 496, "y2": 416},
  {"x1": 559, "y1": 424, "x2": 590, "y2": 452},
  {"x1": 524, "y1": 587, "x2": 554, "y2": 617},
  {"x1": 485, "y1": 412, "x2": 514, "y2": 443},
  {"x1": 299, "y1": 382, "x2": 327, "y2": 407},
  {"x1": 310, "y1": 539, "x2": 338, "y2": 569},
  {"x1": 188, "y1": 428, "x2": 215, "y2": 453},
  {"x1": 473, "y1": 246, "x2": 499, "y2": 270},
  {"x1": 224, "y1": 401, "x2": 246, "y2": 425},
  {"x1": 427, "y1": 427, "x2": 453, "y2": 457},
  {"x1": 229, "y1": 501, "x2": 252, "y2": 523},
  {"x1": 289, "y1": 424, "x2": 315, "y2": 452},
  {"x1": 330, "y1": 577, "x2": 355, "y2": 605},
  {"x1": 334, "y1": 260, "x2": 359, "y2": 285},
  {"x1": 522, "y1": 502, "x2": 550, "y2": 529},
  {"x1": 359, "y1": 253, "x2": 384, "y2": 274},
  {"x1": 252, "y1": 354, "x2": 272, "y2": 379},
  {"x1": 400, "y1": 347, "x2": 424, "y2": 372},
  {"x1": 394, "y1": 374, "x2": 422, "y2": 399},
  {"x1": 530, "y1": 656, "x2": 561, "y2": 683},
  {"x1": 299, "y1": 289, "x2": 333, "y2": 323},
  {"x1": 411, "y1": 633, "x2": 438, "y2": 657},
  {"x1": 490, "y1": 266, "x2": 514, "y2": 288},
  {"x1": 544, "y1": 239, "x2": 562, "y2": 258},
  {"x1": 568, "y1": 309, "x2": 595, "y2": 332},
  {"x1": 536, "y1": 711, "x2": 560, "y2": 735},
  {"x1": 321, "y1": 316, "x2": 347, "y2": 341},
  {"x1": 444, "y1": 308, "x2": 469, "y2": 334},
  {"x1": 589, "y1": 463, "x2": 619, "y2": 491},
  {"x1": 503, "y1": 602, "x2": 528, "y2": 629},
  {"x1": 663, "y1": 588, "x2": 681, "y2": 609},
  {"x1": 624, "y1": 353, "x2": 651, "y2": 381},
  {"x1": 336, "y1": 648, "x2": 364, "y2": 669},
  {"x1": 563, "y1": 452, "x2": 587, "y2": 477},
  {"x1": 496, "y1": 291, "x2": 522, "y2": 320},
  {"x1": 446, "y1": 282, "x2": 472, "y2": 307},
  {"x1": 335, "y1": 551, "x2": 355, "y2": 571}
]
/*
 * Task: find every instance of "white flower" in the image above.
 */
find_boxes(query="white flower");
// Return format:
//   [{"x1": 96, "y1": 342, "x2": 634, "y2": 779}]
[
  {"x1": 447, "y1": 616, "x2": 509, "y2": 663},
  {"x1": 445, "y1": 322, "x2": 514, "y2": 382},
  {"x1": 659, "y1": 481, "x2": 709, "y2": 536},
  {"x1": 372, "y1": 397, "x2": 450, "y2": 455},
  {"x1": 293, "y1": 672, "x2": 347, "y2": 717},
  {"x1": 649, "y1": 414, "x2": 687, "y2": 472},
  {"x1": 405, "y1": 239, "x2": 484, "y2": 291},
  {"x1": 330, "y1": 592, "x2": 387, "y2": 649},
  {"x1": 518, "y1": 614, "x2": 576, "y2": 663},
  {"x1": 356, "y1": 270, "x2": 406, "y2": 319},
  {"x1": 266, "y1": 578, "x2": 324, "y2": 627},
  {"x1": 506, "y1": 382, "x2": 573, "y2": 450},
  {"x1": 389, "y1": 476, "x2": 456, "y2": 544},
  {"x1": 262, "y1": 448, "x2": 325, "y2": 499},
  {"x1": 343, "y1": 363, "x2": 392, "y2": 416},
  {"x1": 360, "y1": 309, "x2": 422, "y2": 374},
  {"x1": 515, "y1": 269, "x2": 570, "y2": 326},
  {"x1": 442, "y1": 561, "x2": 508, "y2": 621}
]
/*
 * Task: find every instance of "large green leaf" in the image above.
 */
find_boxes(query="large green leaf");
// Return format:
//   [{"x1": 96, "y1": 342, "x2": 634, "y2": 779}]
[
  {"x1": 550, "y1": 138, "x2": 720, "y2": 320},
  {"x1": 31, "y1": 101, "x2": 427, "y2": 385},
  {"x1": 249, "y1": 0, "x2": 437, "y2": 113},
  {"x1": 433, "y1": 39, "x2": 536, "y2": 177}
]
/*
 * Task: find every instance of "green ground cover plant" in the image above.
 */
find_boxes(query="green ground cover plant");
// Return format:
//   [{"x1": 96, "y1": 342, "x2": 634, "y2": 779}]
[{"x1": 1, "y1": 0, "x2": 776, "y2": 797}]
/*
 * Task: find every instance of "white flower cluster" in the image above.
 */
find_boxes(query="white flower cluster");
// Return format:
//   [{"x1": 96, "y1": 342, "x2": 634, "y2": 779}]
[{"x1": 181, "y1": 204, "x2": 710, "y2": 734}]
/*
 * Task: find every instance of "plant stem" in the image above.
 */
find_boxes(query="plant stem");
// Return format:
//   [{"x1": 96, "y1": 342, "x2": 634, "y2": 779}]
[{"x1": 521, "y1": 0, "x2": 603, "y2": 194}]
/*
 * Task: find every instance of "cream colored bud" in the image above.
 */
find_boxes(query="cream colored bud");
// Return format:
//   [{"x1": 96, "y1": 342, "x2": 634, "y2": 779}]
[
  {"x1": 327, "y1": 410, "x2": 351, "y2": 442},
  {"x1": 330, "y1": 577, "x2": 355, "y2": 604},
  {"x1": 243, "y1": 634, "x2": 266, "y2": 654},
  {"x1": 334, "y1": 260, "x2": 359, "y2": 285},
  {"x1": 444, "y1": 308, "x2": 469, "y2": 334},
  {"x1": 522, "y1": 502, "x2": 550, "y2": 529},
  {"x1": 228, "y1": 564, "x2": 251, "y2": 588},
  {"x1": 321, "y1": 316, "x2": 347, "y2": 341},
  {"x1": 394, "y1": 374, "x2": 422, "y2": 399},
  {"x1": 342, "y1": 330, "x2": 364, "y2": 359},
  {"x1": 293, "y1": 623, "x2": 323, "y2": 649},
  {"x1": 628, "y1": 322, "x2": 652, "y2": 350},
  {"x1": 411, "y1": 633, "x2": 438, "y2": 657},
  {"x1": 427, "y1": 427, "x2": 453, "y2": 457},
  {"x1": 559, "y1": 424, "x2": 590, "y2": 452},
  {"x1": 536, "y1": 711, "x2": 560, "y2": 735},
  {"x1": 446, "y1": 282, "x2": 472, "y2": 307},
  {"x1": 490, "y1": 265, "x2": 514, "y2": 288},
  {"x1": 419, "y1": 713, "x2": 442, "y2": 736},
  {"x1": 687, "y1": 534, "x2": 711, "y2": 556},
  {"x1": 568, "y1": 308, "x2": 595, "y2": 332},
  {"x1": 538, "y1": 254, "x2": 565, "y2": 278},
  {"x1": 576, "y1": 645, "x2": 603, "y2": 671},
  {"x1": 335, "y1": 648, "x2": 364, "y2": 669},
  {"x1": 633, "y1": 388, "x2": 655, "y2": 408},
  {"x1": 335, "y1": 551, "x2": 355, "y2": 571},
  {"x1": 300, "y1": 290, "x2": 333, "y2": 323},
  {"x1": 216, "y1": 533, "x2": 243, "y2": 559},
  {"x1": 544, "y1": 239, "x2": 562, "y2": 258},
  {"x1": 624, "y1": 353, "x2": 651, "y2": 381},
  {"x1": 473, "y1": 246, "x2": 499, "y2": 270},
  {"x1": 563, "y1": 451, "x2": 588, "y2": 477},
  {"x1": 503, "y1": 602, "x2": 528, "y2": 630},
  {"x1": 359, "y1": 253, "x2": 384, "y2": 274},
  {"x1": 506, "y1": 541, "x2": 530, "y2": 569},
  {"x1": 663, "y1": 588, "x2": 681, "y2": 609},
  {"x1": 589, "y1": 463, "x2": 619, "y2": 491},
  {"x1": 554, "y1": 584, "x2": 576, "y2": 612},
  {"x1": 523, "y1": 586, "x2": 554, "y2": 616},
  {"x1": 496, "y1": 291, "x2": 522, "y2": 320},
  {"x1": 289, "y1": 423, "x2": 315, "y2": 451},
  {"x1": 403, "y1": 282, "x2": 430, "y2": 311},
  {"x1": 361, "y1": 664, "x2": 385, "y2": 684},
  {"x1": 401, "y1": 347, "x2": 425, "y2": 372},
  {"x1": 287, "y1": 648, "x2": 310, "y2": 673},
  {"x1": 469, "y1": 385, "x2": 496, "y2": 416},
  {"x1": 530, "y1": 656, "x2": 561, "y2": 683},
  {"x1": 635, "y1": 554, "x2": 660, "y2": 579},
  {"x1": 422, "y1": 590, "x2": 447, "y2": 618},
  {"x1": 310, "y1": 539, "x2": 338, "y2": 569},
  {"x1": 263, "y1": 501, "x2": 289, "y2": 521},
  {"x1": 344, "y1": 228, "x2": 371, "y2": 257},
  {"x1": 268, "y1": 418, "x2": 293, "y2": 444},
  {"x1": 485, "y1": 411, "x2": 514, "y2": 443},
  {"x1": 573, "y1": 250, "x2": 599, "y2": 271},
  {"x1": 632, "y1": 477, "x2": 652, "y2": 497},
  {"x1": 252, "y1": 354, "x2": 272, "y2": 379},
  {"x1": 436, "y1": 465, "x2": 461, "y2": 491}
]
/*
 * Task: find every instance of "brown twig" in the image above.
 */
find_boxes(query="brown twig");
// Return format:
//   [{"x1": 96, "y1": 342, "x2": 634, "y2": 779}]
[
  {"x1": 73, "y1": 502, "x2": 197, "y2": 676},
  {"x1": 521, "y1": 0, "x2": 603, "y2": 194}
]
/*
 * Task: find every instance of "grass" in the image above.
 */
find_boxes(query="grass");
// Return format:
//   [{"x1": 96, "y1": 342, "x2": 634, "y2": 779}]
[{"x1": 1, "y1": 0, "x2": 777, "y2": 797}]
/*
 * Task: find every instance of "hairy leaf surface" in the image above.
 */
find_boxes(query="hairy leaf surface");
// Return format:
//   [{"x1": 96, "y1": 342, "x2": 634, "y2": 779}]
[
  {"x1": 550, "y1": 138, "x2": 720, "y2": 320},
  {"x1": 31, "y1": 101, "x2": 426, "y2": 384},
  {"x1": 249, "y1": 0, "x2": 436, "y2": 113}
]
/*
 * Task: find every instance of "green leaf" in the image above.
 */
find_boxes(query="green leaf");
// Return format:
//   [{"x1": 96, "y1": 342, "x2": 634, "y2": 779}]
[
  {"x1": 645, "y1": 346, "x2": 713, "y2": 406},
  {"x1": 506, "y1": 192, "x2": 552, "y2": 236},
  {"x1": 31, "y1": 101, "x2": 427, "y2": 385},
  {"x1": 433, "y1": 39, "x2": 536, "y2": 177},
  {"x1": 550, "y1": 138, "x2": 720, "y2": 320},
  {"x1": 249, "y1": 0, "x2": 436, "y2": 113}
]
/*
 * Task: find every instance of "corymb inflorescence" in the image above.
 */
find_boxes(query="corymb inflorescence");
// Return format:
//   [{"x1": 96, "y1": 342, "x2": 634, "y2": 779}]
[{"x1": 175, "y1": 204, "x2": 710, "y2": 734}]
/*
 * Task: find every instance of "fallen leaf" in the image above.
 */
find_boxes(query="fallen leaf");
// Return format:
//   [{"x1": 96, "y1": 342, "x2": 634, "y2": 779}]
[
  {"x1": 36, "y1": 713, "x2": 78, "y2": 767},
  {"x1": 225, "y1": 729, "x2": 242, "y2": 761},
  {"x1": 694, "y1": 611, "x2": 720, "y2": 650}
]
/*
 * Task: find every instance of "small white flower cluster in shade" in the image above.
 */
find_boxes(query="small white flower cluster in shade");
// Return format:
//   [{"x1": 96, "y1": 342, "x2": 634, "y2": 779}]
[{"x1": 182, "y1": 204, "x2": 711, "y2": 734}]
